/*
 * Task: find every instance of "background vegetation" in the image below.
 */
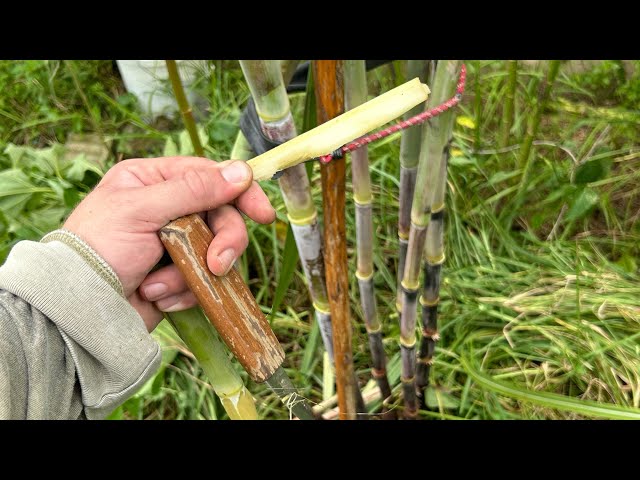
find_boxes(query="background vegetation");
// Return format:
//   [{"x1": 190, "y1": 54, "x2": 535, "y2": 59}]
[{"x1": 1, "y1": 60, "x2": 638, "y2": 419}]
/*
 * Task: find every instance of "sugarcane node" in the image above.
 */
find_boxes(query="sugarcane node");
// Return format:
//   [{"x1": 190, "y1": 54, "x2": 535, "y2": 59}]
[
  {"x1": 286, "y1": 210, "x2": 317, "y2": 226},
  {"x1": 355, "y1": 270, "x2": 374, "y2": 281},
  {"x1": 365, "y1": 324, "x2": 383, "y2": 335},
  {"x1": 399, "y1": 336, "x2": 417, "y2": 348},
  {"x1": 372, "y1": 368, "x2": 387, "y2": 379},
  {"x1": 418, "y1": 356, "x2": 435, "y2": 366},
  {"x1": 426, "y1": 253, "x2": 446, "y2": 265},
  {"x1": 401, "y1": 375, "x2": 416, "y2": 384},
  {"x1": 420, "y1": 295, "x2": 440, "y2": 307},
  {"x1": 421, "y1": 327, "x2": 439, "y2": 339},
  {"x1": 430, "y1": 208, "x2": 445, "y2": 221},
  {"x1": 400, "y1": 280, "x2": 420, "y2": 294},
  {"x1": 160, "y1": 214, "x2": 285, "y2": 383}
]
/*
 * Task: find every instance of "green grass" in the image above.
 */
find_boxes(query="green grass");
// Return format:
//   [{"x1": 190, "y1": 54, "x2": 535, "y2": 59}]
[{"x1": 1, "y1": 60, "x2": 639, "y2": 419}]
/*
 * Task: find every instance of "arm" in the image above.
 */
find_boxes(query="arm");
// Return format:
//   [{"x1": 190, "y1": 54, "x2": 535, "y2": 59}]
[
  {"x1": 0, "y1": 157, "x2": 275, "y2": 419},
  {"x1": 0, "y1": 234, "x2": 160, "y2": 420}
]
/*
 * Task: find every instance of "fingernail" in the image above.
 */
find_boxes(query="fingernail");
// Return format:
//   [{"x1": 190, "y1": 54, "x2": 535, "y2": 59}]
[
  {"x1": 221, "y1": 161, "x2": 250, "y2": 183},
  {"x1": 156, "y1": 294, "x2": 188, "y2": 312},
  {"x1": 217, "y1": 248, "x2": 236, "y2": 275},
  {"x1": 141, "y1": 283, "x2": 168, "y2": 301}
]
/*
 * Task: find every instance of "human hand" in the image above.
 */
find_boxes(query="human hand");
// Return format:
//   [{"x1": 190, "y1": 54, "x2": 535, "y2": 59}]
[{"x1": 63, "y1": 156, "x2": 275, "y2": 332}]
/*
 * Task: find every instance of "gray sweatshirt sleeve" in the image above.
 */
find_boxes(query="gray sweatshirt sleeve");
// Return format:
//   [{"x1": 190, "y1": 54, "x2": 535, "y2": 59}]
[{"x1": 0, "y1": 231, "x2": 162, "y2": 419}]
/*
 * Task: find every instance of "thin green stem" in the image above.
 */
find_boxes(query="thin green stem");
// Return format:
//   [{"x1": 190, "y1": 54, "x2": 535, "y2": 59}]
[{"x1": 165, "y1": 60, "x2": 204, "y2": 157}]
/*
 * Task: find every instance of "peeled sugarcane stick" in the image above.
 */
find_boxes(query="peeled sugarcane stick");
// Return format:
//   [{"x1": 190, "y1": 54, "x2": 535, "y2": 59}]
[
  {"x1": 313, "y1": 59, "x2": 363, "y2": 419},
  {"x1": 247, "y1": 77, "x2": 430, "y2": 181},
  {"x1": 396, "y1": 60, "x2": 431, "y2": 314},
  {"x1": 399, "y1": 61, "x2": 460, "y2": 419},
  {"x1": 239, "y1": 60, "x2": 334, "y2": 361},
  {"x1": 344, "y1": 60, "x2": 393, "y2": 413},
  {"x1": 165, "y1": 60, "x2": 259, "y2": 419},
  {"x1": 161, "y1": 74, "x2": 429, "y2": 419},
  {"x1": 500, "y1": 60, "x2": 518, "y2": 149}
]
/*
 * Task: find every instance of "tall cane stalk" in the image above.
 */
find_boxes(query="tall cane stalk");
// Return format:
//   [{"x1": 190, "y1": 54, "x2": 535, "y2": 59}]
[
  {"x1": 396, "y1": 60, "x2": 431, "y2": 314},
  {"x1": 399, "y1": 60, "x2": 461, "y2": 419},
  {"x1": 239, "y1": 60, "x2": 334, "y2": 361},
  {"x1": 500, "y1": 60, "x2": 518, "y2": 149},
  {"x1": 231, "y1": 60, "x2": 301, "y2": 161},
  {"x1": 164, "y1": 60, "x2": 258, "y2": 419},
  {"x1": 506, "y1": 60, "x2": 561, "y2": 227},
  {"x1": 344, "y1": 60, "x2": 393, "y2": 413},
  {"x1": 314, "y1": 60, "x2": 365, "y2": 419}
]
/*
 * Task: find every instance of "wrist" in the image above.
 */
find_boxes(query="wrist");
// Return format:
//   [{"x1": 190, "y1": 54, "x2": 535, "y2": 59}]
[{"x1": 41, "y1": 229, "x2": 125, "y2": 297}]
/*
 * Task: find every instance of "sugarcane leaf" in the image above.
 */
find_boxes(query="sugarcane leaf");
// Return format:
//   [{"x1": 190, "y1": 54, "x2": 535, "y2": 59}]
[
  {"x1": 461, "y1": 355, "x2": 640, "y2": 419},
  {"x1": 425, "y1": 386, "x2": 460, "y2": 410},
  {"x1": 615, "y1": 253, "x2": 637, "y2": 274},
  {"x1": 449, "y1": 156, "x2": 479, "y2": 168},
  {"x1": 302, "y1": 65, "x2": 317, "y2": 179},
  {"x1": 566, "y1": 186, "x2": 599, "y2": 221},
  {"x1": 269, "y1": 222, "x2": 299, "y2": 322},
  {"x1": 301, "y1": 319, "x2": 321, "y2": 376}
]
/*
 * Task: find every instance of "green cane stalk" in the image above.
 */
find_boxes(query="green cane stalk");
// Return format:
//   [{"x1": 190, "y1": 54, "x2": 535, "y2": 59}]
[
  {"x1": 344, "y1": 60, "x2": 393, "y2": 415},
  {"x1": 164, "y1": 59, "x2": 258, "y2": 420},
  {"x1": 399, "y1": 61, "x2": 461, "y2": 418}
]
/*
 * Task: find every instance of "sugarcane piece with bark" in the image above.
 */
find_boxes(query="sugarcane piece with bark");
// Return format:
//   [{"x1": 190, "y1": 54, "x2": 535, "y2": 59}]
[
  {"x1": 164, "y1": 60, "x2": 259, "y2": 419},
  {"x1": 160, "y1": 214, "x2": 315, "y2": 419}
]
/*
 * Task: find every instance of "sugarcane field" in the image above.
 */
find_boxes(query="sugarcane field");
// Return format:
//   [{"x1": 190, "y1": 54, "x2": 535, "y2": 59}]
[{"x1": 1, "y1": 59, "x2": 640, "y2": 420}]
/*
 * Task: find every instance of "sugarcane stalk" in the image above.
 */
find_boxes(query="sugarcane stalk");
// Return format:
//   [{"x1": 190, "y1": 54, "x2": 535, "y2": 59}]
[
  {"x1": 473, "y1": 60, "x2": 483, "y2": 151},
  {"x1": 344, "y1": 60, "x2": 393, "y2": 413},
  {"x1": 166, "y1": 60, "x2": 204, "y2": 157},
  {"x1": 415, "y1": 146, "x2": 450, "y2": 399},
  {"x1": 230, "y1": 61, "x2": 301, "y2": 162},
  {"x1": 160, "y1": 214, "x2": 315, "y2": 419},
  {"x1": 239, "y1": 60, "x2": 334, "y2": 360},
  {"x1": 507, "y1": 60, "x2": 561, "y2": 226},
  {"x1": 500, "y1": 60, "x2": 518, "y2": 149},
  {"x1": 157, "y1": 74, "x2": 429, "y2": 420},
  {"x1": 165, "y1": 59, "x2": 260, "y2": 419},
  {"x1": 399, "y1": 60, "x2": 460, "y2": 419},
  {"x1": 396, "y1": 60, "x2": 431, "y2": 314},
  {"x1": 314, "y1": 60, "x2": 365, "y2": 420},
  {"x1": 165, "y1": 309, "x2": 258, "y2": 419}
]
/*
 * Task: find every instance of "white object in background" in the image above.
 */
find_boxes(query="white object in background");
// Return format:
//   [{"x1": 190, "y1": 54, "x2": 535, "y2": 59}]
[{"x1": 115, "y1": 60, "x2": 207, "y2": 120}]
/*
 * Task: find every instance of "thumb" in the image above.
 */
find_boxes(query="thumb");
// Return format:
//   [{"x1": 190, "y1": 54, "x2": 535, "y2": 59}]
[{"x1": 132, "y1": 161, "x2": 253, "y2": 226}]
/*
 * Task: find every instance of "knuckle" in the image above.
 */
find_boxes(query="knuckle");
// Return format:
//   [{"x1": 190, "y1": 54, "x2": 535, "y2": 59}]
[{"x1": 183, "y1": 168, "x2": 212, "y2": 201}]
